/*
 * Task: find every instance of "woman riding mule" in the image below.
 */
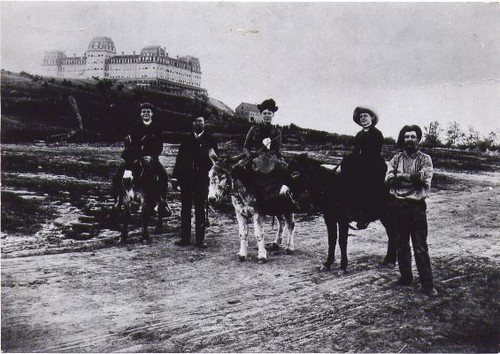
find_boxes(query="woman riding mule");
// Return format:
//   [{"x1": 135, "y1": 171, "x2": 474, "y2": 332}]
[
  {"x1": 341, "y1": 106, "x2": 387, "y2": 229},
  {"x1": 234, "y1": 98, "x2": 296, "y2": 214}
]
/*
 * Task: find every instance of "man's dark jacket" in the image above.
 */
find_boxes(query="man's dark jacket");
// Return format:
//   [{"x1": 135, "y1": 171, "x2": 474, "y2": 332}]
[{"x1": 172, "y1": 132, "x2": 218, "y2": 186}]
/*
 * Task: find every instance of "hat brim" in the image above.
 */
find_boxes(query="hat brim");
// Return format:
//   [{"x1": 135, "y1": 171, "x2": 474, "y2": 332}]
[
  {"x1": 396, "y1": 125, "x2": 423, "y2": 147},
  {"x1": 353, "y1": 107, "x2": 378, "y2": 126}
]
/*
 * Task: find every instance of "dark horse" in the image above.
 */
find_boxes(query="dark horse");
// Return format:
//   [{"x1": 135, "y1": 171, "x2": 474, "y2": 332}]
[
  {"x1": 287, "y1": 154, "x2": 397, "y2": 273},
  {"x1": 114, "y1": 159, "x2": 170, "y2": 244}
]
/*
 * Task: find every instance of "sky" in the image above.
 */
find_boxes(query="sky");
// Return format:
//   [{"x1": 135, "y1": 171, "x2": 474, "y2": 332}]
[{"x1": 1, "y1": 1, "x2": 499, "y2": 139}]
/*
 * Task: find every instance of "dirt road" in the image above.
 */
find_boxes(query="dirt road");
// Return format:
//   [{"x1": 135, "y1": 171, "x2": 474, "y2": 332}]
[{"x1": 1, "y1": 146, "x2": 499, "y2": 352}]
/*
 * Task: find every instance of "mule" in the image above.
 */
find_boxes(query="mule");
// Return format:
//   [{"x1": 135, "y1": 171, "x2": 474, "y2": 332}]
[
  {"x1": 287, "y1": 154, "x2": 397, "y2": 273},
  {"x1": 114, "y1": 159, "x2": 170, "y2": 244},
  {"x1": 208, "y1": 162, "x2": 296, "y2": 263}
]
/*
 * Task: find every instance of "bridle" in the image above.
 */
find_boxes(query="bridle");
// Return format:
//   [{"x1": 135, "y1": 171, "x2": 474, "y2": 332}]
[{"x1": 216, "y1": 165, "x2": 234, "y2": 200}]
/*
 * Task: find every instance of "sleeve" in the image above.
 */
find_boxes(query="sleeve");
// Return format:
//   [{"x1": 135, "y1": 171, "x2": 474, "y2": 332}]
[
  {"x1": 413, "y1": 155, "x2": 433, "y2": 188},
  {"x1": 270, "y1": 128, "x2": 282, "y2": 154},
  {"x1": 149, "y1": 130, "x2": 164, "y2": 158},
  {"x1": 172, "y1": 140, "x2": 186, "y2": 180},
  {"x1": 384, "y1": 154, "x2": 398, "y2": 183},
  {"x1": 365, "y1": 129, "x2": 383, "y2": 157}
]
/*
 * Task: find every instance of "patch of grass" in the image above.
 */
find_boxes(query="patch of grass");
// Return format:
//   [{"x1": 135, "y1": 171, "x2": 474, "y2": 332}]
[
  {"x1": 1, "y1": 191, "x2": 55, "y2": 234},
  {"x1": 432, "y1": 172, "x2": 462, "y2": 191}
]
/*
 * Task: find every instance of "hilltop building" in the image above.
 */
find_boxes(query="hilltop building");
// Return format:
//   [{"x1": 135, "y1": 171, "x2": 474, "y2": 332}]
[
  {"x1": 235, "y1": 102, "x2": 262, "y2": 123},
  {"x1": 42, "y1": 36, "x2": 206, "y2": 95}
]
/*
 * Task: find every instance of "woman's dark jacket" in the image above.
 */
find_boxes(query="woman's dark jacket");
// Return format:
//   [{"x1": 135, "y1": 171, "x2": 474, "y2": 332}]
[
  {"x1": 121, "y1": 121, "x2": 163, "y2": 163},
  {"x1": 352, "y1": 126, "x2": 384, "y2": 160}
]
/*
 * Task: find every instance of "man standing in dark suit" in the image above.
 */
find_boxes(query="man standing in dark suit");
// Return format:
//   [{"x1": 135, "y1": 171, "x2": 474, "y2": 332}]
[{"x1": 171, "y1": 116, "x2": 218, "y2": 248}]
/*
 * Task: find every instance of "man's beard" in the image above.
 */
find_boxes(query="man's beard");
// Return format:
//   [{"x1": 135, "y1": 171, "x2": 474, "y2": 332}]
[{"x1": 405, "y1": 142, "x2": 417, "y2": 152}]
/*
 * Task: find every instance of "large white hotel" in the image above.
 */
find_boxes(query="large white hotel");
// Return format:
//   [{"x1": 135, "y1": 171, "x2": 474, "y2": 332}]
[{"x1": 42, "y1": 36, "x2": 206, "y2": 95}]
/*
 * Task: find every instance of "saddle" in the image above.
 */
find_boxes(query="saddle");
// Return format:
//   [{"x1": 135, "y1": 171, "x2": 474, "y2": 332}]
[
  {"x1": 251, "y1": 153, "x2": 288, "y2": 174},
  {"x1": 234, "y1": 153, "x2": 296, "y2": 215}
]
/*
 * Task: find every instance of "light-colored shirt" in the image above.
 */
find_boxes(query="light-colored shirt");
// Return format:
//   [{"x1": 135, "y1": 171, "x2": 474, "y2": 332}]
[{"x1": 385, "y1": 150, "x2": 433, "y2": 201}]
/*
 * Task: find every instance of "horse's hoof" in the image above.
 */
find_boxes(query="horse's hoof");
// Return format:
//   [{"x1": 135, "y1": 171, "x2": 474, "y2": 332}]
[
  {"x1": 120, "y1": 237, "x2": 128, "y2": 244},
  {"x1": 257, "y1": 258, "x2": 268, "y2": 264},
  {"x1": 318, "y1": 264, "x2": 330, "y2": 272},
  {"x1": 379, "y1": 262, "x2": 396, "y2": 269},
  {"x1": 285, "y1": 248, "x2": 294, "y2": 255},
  {"x1": 238, "y1": 255, "x2": 246, "y2": 262},
  {"x1": 270, "y1": 242, "x2": 280, "y2": 251},
  {"x1": 338, "y1": 269, "x2": 347, "y2": 276}
]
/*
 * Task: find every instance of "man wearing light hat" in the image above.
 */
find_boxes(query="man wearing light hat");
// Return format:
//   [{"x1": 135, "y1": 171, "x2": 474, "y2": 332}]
[{"x1": 385, "y1": 124, "x2": 438, "y2": 297}]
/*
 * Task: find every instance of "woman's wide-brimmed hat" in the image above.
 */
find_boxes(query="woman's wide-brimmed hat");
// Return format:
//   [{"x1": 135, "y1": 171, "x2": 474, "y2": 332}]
[
  {"x1": 396, "y1": 125, "x2": 423, "y2": 147},
  {"x1": 353, "y1": 106, "x2": 378, "y2": 126},
  {"x1": 257, "y1": 99, "x2": 279, "y2": 113}
]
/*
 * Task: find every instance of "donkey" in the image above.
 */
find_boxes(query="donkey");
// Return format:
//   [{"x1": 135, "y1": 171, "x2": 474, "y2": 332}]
[
  {"x1": 208, "y1": 162, "x2": 296, "y2": 263},
  {"x1": 287, "y1": 154, "x2": 397, "y2": 273},
  {"x1": 114, "y1": 159, "x2": 171, "y2": 244}
]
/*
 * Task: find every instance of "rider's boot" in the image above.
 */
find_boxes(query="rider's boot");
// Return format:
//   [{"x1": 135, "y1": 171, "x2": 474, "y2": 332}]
[{"x1": 158, "y1": 200, "x2": 172, "y2": 217}]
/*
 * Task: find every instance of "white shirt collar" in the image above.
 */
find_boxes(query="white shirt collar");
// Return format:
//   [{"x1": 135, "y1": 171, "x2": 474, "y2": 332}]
[{"x1": 194, "y1": 131, "x2": 204, "y2": 139}]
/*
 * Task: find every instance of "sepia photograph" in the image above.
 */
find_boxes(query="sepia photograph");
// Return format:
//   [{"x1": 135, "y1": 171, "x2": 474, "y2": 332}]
[{"x1": 1, "y1": 1, "x2": 499, "y2": 352}]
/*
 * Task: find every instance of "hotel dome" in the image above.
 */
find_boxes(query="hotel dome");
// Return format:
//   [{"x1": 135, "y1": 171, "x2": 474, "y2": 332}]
[
  {"x1": 140, "y1": 46, "x2": 166, "y2": 57},
  {"x1": 87, "y1": 36, "x2": 116, "y2": 52}
]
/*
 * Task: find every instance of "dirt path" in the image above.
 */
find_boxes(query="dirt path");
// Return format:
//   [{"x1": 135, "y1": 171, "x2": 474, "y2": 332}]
[{"x1": 2, "y1": 170, "x2": 499, "y2": 352}]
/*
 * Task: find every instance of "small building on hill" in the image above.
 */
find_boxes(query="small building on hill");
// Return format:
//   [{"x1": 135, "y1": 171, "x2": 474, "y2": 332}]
[{"x1": 235, "y1": 102, "x2": 261, "y2": 123}]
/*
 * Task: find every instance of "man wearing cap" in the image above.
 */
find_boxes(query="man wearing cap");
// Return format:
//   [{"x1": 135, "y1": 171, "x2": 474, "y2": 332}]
[
  {"x1": 112, "y1": 102, "x2": 171, "y2": 217},
  {"x1": 341, "y1": 106, "x2": 386, "y2": 229},
  {"x1": 171, "y1": 116, "x2": 219, "y2": 248},
  {"x1": 385, "y1": 125, "x2": 438, "y2": 297}
]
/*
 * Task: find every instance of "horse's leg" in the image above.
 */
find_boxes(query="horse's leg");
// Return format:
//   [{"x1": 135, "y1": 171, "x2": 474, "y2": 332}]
[
  {"x1": 320, "y1": 213, "x2": 337, "y2": 271},
  {"x1": 235, "y1": 210, "x2": 249, "y2": 261},
  {"x1": 154, "y1": 198, "x2": 164, "y2": 234},
  {"x1": 141, "y1": 200, "x2": 151, "y2": 244},
  {"x1": 272, "y1": 215, "x2": 285, "y2": 250},
  {"x1": 254, "y1": 213, "x2": 268, "y2": 263},
  {"x1": 284, "y1": 213, "x2": 295, "y2": 255},
  {"x1": 121, "y1": 205, "x2": 130, "y2": 244},
  {"x1": 380, "y1": 213, "x2": 397, "y2": 267},
  {"x1": 338, "y1": 218, "x2": 349, "y2": 273}
]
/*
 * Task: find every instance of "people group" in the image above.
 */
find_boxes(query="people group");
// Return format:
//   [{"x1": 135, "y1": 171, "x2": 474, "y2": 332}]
[{"x1": 113, "y1": 100, "x2": 438, "y2": 297}]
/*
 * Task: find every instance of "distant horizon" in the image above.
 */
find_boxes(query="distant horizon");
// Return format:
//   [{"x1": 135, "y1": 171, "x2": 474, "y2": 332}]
[{"x1": 1, "y1": 2, "x2": 499, "y2": 140}]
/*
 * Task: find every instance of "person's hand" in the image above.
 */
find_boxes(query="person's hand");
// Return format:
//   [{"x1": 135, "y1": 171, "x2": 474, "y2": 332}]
[
  {"x1": 143, "y1": 156, "x2": 152, "y2": 163},
  {"x1": 171, "y1": 178, "x2": 179, "y2": 191}
]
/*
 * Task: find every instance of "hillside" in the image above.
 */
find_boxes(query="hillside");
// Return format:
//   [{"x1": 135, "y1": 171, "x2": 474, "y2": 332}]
[{"x1": 0, "y1": 71, "x2": 352, "y2": 147}]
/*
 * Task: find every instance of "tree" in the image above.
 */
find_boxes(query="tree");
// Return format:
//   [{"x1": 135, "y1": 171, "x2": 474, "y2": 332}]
[
  {"x1": 423, "y1": 121, "x2": 443, "y2": 147},
  {"x1": 464, "y1": 126, "x2": 481, "y2": 149},
  {"x1": 96, "y1": 79, "x2": 113, "y2": 93},
  {"x1": 445, "y1": 121, "x2": 465, "y2": 147},
  {"x1": 477, "y1": 131, "x2": 497, "y2": 152}
]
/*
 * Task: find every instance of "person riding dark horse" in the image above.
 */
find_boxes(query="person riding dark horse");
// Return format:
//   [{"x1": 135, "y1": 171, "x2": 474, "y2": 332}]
[
  {"x1": 341, "y1": 106, "x2": 387, "y2": 229},
  {"x1": 234, "y1": 98, "x2": 296, "y2": 214},
  {"x1": 112, "y1": 102, "x2": 171, "y2": 217}
]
